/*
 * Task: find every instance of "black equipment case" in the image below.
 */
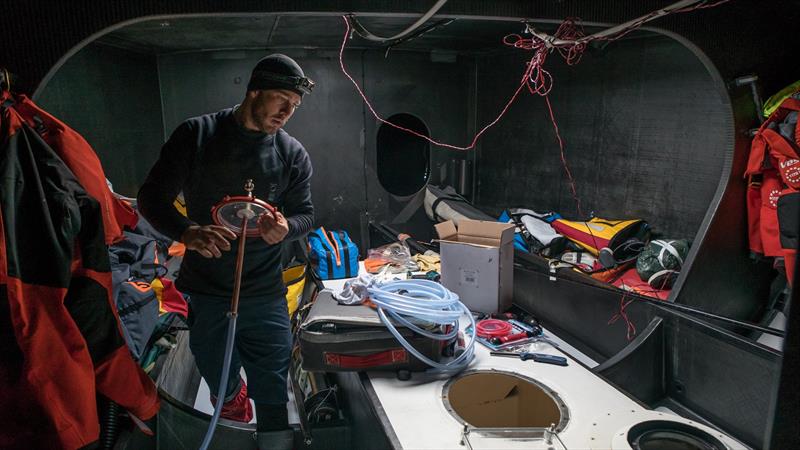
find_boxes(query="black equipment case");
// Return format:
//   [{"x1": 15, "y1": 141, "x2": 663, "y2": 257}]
[{"x1": 298, "y1": 290, "x2": 450, "y2": 372}]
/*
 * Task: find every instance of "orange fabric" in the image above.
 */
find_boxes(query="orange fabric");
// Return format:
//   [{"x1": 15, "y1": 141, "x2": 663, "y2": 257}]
[
  {"x1": 168, "y1": 241, "x2": 186, "y2": 257},
  {"x1": 5, "y1": 278, "x2": 98, "y2": 450},
  {"x1": 588, "y1": 260, "x2": 635, "y2": 282},
  {"x1": 329, "y1": 231, "x2": 342, "y2": 266},
  {"x1": 10, "y1": 93, "x2": 137, "y2": 244},
  {"x1": 319, "y1": 226, "x2": 341, "y2": 266},
  {"x1": 612, "y1": 268, "x2": 671, "y2": 300},
  {"x1": 152, "y1": 277, "x2": 189, "y2": 317},
  {"x1": 364, "y1": 257, "x2": 391, "y2": 273}
]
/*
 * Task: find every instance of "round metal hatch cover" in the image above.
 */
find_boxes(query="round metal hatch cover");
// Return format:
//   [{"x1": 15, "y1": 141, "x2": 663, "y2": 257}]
[
  {"x1": 441, "y1": 369, "x2": 569, "y2": 431},
  {"x1": 628, "y1": 420, "x2": 727, "y2": 450}
]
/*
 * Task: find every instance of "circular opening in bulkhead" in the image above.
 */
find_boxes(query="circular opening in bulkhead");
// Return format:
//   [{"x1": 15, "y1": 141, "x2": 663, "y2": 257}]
[
  {"x1": 628, "y1": 420, "x2": 727, "y2": 450},
  {"x1": 442, "y1": 371, "x2": 568, "y2": 429}
]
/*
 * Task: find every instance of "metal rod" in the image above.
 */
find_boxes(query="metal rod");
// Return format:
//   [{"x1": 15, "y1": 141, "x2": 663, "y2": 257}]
[
  {"x1": 734, "y1": 75, "x2": 765, "y2": 123},
  {"x1": 516, "y1": 258, "x2": 785, "y2": 337},
  {"x1": 289, "y1": 366, "x2": 314, "y2": 446},
  {"x1": 348, "y1": 0, "x2": 449, "y2": 43},
  {"x1": 386, "y1": 18, "x2": 454, "y2": 49},
  {"x1": 229, "y1": 214, "x2": 249, "y2": 316},
  {"x1": 644, "y1": 296, "x2": 785, "y2": 337},
  {"x1": 229, "y1": 178, "x2": 255, "y2": 315},
  {"x1": 525, "y1": 0, "x2": 703, "y2": 46}
]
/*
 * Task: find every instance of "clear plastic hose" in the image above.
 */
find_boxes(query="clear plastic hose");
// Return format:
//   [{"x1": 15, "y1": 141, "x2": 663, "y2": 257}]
[
  {"x1": 337, "y1": 276, "x2": 475, "y2": 372},
  {"x1": 198, "y1": 314, "x2": 238, "y2": 450}
]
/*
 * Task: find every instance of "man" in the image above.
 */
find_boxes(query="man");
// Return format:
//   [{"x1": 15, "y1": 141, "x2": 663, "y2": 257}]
[{"x1": 138, "y1": 54, "x2": 314, "y2": 449}]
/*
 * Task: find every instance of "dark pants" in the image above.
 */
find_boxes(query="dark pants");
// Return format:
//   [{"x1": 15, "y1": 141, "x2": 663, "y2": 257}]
[{"x1": 187, "y1": 292, "x2": 291, "y2": 405}]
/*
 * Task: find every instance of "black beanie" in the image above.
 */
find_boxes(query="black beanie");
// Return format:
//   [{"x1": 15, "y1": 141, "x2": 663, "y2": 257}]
[{"x1": 247, "y1": 54, "x2": 313, "y2": 96}]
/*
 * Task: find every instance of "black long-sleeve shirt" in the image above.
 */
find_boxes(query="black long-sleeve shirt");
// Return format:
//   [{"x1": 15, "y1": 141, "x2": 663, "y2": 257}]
[{"x1": 138, "y1": 107, "x2": 314, "y2": 297}]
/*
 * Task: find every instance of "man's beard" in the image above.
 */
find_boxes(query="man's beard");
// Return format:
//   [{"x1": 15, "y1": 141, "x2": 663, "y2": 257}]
[{"x1": 254, "y1": 111, "x2": 282, "y2": 133}]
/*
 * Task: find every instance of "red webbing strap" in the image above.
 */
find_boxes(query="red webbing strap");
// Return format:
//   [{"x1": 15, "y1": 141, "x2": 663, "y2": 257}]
[{"x1": 324, "y1": 349, "x2": 408, "y2": 369}]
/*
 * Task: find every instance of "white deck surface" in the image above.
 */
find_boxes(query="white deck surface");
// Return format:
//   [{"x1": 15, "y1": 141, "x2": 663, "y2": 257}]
[{"x1": 323, "y1": 263, "x2": 747, "y2": 449}]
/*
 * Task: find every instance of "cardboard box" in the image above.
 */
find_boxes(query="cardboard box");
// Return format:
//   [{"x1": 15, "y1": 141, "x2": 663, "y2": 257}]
[{"x1": 434, "y1": 219, "x2": 515, "y2": 314}]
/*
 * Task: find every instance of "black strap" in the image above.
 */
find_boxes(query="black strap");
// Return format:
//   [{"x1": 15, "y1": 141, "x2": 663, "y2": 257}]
[
  {"x1": 287, "y1": 237, "x2": 309, "y2": 265},
  {"x1": 338, "y1": 231, "x2": 353, "y2": 278},
  {"x1": 431, "y1": 195, "x2": 470, "y2": 222},
  {"x1": 296, "y1": 236, "x2": 324, "y2": 290},
  {"x1": 324, "y1": 250, "x2": 334, "y2": 279},
  {"x1": 309, "y1": 231, "x2": 333, "y2": 252}
]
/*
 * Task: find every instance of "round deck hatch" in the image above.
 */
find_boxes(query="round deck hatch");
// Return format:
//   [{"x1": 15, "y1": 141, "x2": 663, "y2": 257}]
[
  {"x1": 442, "y1": 370, "x2": 569, "y2": 430},
  {"x1": 628, "y1": 420, "x2": 727, "y2": 450}
]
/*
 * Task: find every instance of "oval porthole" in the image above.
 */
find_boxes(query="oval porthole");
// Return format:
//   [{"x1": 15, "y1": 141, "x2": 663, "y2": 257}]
[{"x1": 376, "y1": 113, "x2": 431, "y2": 196}]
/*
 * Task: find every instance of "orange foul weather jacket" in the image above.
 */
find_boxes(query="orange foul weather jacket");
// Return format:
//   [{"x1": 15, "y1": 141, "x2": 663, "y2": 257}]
[{"x1": 0, "y1": 91, "x2": 158, "y2": 450}]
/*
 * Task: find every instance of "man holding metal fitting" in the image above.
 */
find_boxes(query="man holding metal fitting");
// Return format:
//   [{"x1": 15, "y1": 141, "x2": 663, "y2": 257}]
[{"x1": 138, "y1": 53, "x2": 315, "y2": 450}]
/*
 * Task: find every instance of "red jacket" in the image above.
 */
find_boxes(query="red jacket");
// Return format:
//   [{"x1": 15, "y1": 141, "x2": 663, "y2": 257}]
[
  {"x1": 0, "y1": 92, "x2": 158, "y2": 450},
  {"x1": 745, "y1": 96, "x2": 800, "y2": 284}
]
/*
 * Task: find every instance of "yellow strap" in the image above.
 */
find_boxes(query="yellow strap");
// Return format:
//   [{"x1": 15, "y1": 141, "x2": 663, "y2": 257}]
[{"x1": 763, "y1": 80, "x2": 800, "y2": 118}]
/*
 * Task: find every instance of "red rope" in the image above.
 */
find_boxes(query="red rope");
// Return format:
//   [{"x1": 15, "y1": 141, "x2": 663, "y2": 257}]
[
  {"x1": 339, "y1": 1, "x2": 731, "y2": 216},
  {"x1": 339, "y1": 2, "x2": 731, "y2": 151},
  {"x1": 339, "y1": 15, "x2": 528, "y2": 151},
  {"x1": 544, "y1": 94, "x2": 584, "y2": 218},
  {"x1": 608, "y1": 291, "x2": 637, "y2": 341}
]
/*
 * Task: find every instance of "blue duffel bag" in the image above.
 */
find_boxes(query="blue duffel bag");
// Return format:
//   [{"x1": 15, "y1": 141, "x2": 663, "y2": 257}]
[{"x1": 308, "y1": 227, "x2": 359, "y2": 279}]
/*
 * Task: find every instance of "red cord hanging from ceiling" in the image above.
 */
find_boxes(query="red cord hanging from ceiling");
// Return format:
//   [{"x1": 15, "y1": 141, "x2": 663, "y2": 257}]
[{"x1": 338, "y1": 0, "x2": 731, "y2": 219}]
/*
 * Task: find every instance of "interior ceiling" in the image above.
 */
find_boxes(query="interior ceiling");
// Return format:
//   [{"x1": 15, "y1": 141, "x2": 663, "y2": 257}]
[{"x1": 94, "y1": 14, "x2": 634, "y2": 55}]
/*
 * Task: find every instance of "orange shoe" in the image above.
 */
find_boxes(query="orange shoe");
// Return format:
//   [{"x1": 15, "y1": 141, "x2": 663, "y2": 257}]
[{"x1": 210, "y1": 378, "x2": 254, "y2": 423}]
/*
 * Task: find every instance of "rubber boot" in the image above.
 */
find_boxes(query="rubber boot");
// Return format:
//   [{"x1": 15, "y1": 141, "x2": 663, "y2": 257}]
[
  {"x1": 210, "y1": 377, "x2": 254, "y2": 423},
  {"x1": 256, "y1": 428, "x2": 294, "y2": 450}
]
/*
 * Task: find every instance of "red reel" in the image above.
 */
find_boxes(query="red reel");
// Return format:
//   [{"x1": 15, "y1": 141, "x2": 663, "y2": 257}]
[
  {"x1": 210, "y1": 195, "x2": 276, "y2": 238},
  {"x1": 475, "y1": 319, "x2": 513, "y2": 339}
]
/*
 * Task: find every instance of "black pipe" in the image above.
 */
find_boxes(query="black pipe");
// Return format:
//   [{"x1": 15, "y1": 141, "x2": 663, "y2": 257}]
[
  {"x1": 644, "y1": 296, "x2": 785, "y2": 337},
  {"x1": 514, "y1": 257, "x2": 786, "y2": 337},
  {"x1": 376, "y1": 223, "x2": 433, "y2": 255},
  {"x1": 100, "y1": 399, "x2": 120, "y2": 450}
]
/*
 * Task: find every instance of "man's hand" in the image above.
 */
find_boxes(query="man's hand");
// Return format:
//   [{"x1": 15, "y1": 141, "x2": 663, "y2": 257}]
[
  {"x1": 181, "y1": 224, "x2": 237, "y2": 258},
  {"x1": 258, "y1": 210, "x2": 289, "y2": 245}
]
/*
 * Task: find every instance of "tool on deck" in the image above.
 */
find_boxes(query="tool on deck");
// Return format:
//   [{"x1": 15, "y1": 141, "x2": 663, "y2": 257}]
[
  {"x1": 490, "y1": 351, "x2": 568, "y2": 366},
  {"x1": 489, "y1": 330, "x2": 538, "y2": 345}
]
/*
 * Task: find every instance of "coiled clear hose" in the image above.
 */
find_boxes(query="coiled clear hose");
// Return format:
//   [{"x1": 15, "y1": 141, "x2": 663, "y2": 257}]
[{"x1": 335, "y1": 276, "x2": 475, "y2": 372}]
